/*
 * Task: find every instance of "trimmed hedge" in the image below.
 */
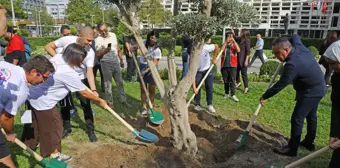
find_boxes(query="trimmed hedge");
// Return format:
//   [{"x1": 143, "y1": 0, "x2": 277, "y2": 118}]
[
  {"x1": 308, "y1": 46, "x2": 320, "y2": 60},
  {"x1": 259, "y1": 60, "x2": 282, "y2": 77},
  {"x1": 27, "y1": 37, "x2": 60, "y2": 49}
]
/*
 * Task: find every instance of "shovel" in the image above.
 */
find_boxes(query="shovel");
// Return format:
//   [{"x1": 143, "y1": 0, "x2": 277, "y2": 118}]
[
  {"x1": 1, "y1": 128, "x2": 71, "y2": 168},
  {"x1": 186, "y1": 49, "x2": 224, "y2": 108},
  {"x1": 131, "y1": 53, "x2": 164, "y2": 125},
  {"x1": 85, "y1": 88, "x2": 159, "y2": 143},
  {"x1": 236, "y1": 62, "x2": 283, "y2": 147},
  {"x1": 266, "y1": 140, "x2": 340, "y2": 168}
]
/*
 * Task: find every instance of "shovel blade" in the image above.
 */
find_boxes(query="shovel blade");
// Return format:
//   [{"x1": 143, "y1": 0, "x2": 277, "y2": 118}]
[
  {"x1": 236, "y1": 131, "x2": 249, "y2": 147},
  {"x1": 133, "y1": 129, "x2": 159, "y2": 143},
  {"x1": 148, "y1": 109, "x2": 164, "y2": 125},
  {"x1": 41, "y1": 158, "x2": 69, "y2": 168}
]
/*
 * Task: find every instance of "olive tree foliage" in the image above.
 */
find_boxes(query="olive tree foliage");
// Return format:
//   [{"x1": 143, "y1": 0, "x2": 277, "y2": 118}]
[{"x1": 104, "y1": 0, "x2": 216, "y2": 157}]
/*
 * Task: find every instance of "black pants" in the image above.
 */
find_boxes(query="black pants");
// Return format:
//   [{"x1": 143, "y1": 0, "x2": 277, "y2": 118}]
[
  {"x1": 249, "y1": 50, "x2": 265, "y2": 66},
  {"x1": 236, "y1": 66, "x2": 248, "y2": 88},
  {"x1": 93, "y1": 63, "x2": 104, "y2": 92},
  {"x1": 126, "y1": 56, "x2": 136, "y2": 81},
  {"x1": 221, "y1": 67, "x2": 237, "y2": 96},
  {"x1": 61, "y1": 79, "x2": 94, "y2": 133},
  {"x1": 321, "y1": 61, "x2": 333, "y2": 85},
  {"x1": 288, "y1": 97, "x2": 321, "y2": 154}
]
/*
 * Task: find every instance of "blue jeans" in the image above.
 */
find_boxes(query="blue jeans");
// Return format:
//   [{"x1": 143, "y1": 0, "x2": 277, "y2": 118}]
[
  {"x1": 249, "y1": 49, "x2": 265, "y2": 66},
  {"x1": 194, "y1": 70, "x2": 214, "y2": 106},
  {"x1": 181, "y1": 48, "x2": 189, "y2": 79}
]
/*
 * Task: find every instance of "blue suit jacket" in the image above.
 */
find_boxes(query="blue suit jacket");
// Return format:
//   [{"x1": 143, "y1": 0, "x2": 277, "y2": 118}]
[{"x1": 262, "y1": 34, "x2": 326, "y2": 100}]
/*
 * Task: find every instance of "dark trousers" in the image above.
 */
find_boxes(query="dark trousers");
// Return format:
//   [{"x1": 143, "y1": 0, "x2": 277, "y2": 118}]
[
  {"x1": 321, "y1": 62, "x2": 333, "y2": 85},
  {"x1": 288, "y1": 97, "x2": 321, "y2": 154},
  {"x1": 221, "y1": 67, "x2": 237, "y2": 96},
  {"x1": 236, "y1": 66, "x2": 248, "y2": 88},
  {"x1": 182, "y1": 48, "x2": 189, "y2": 79},
  {"x1": 126, "y1": 56, "x2": 136, "y2": 81},
  {"x1": 93, "y1": 63, "x2": 104, "y2": 92},
  {"x1": 194, "y1": 70, "x2": 214, "y2": 106},
  {"x1": 249, "y1": 50, "x2": 265, "y2": 66},
  {"x1": 329, "y1": 148, "x2": 340, "y2": 168},
  {"x1": 61, "y1": 79, "x2": 94, "y2": 133}
]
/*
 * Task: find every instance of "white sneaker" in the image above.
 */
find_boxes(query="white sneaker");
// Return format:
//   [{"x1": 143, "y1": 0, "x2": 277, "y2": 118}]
[
  {"x1": 224, "y1": 94, "x2": 230, "y2": 98},
  {"x1": 194, "y1": 105, "x2": 201, "y2": 111},
  {"x1": 50, "y1": 152, "x2": 72, "y2": 162},
  {"x1": 231, "y1": 95, "x2": 239, "y2": 102},
  {"x1": 141, "y1": 108, "x2": 148, "y2": 117},
  {"x1": 207, "y1": 105, "x2": 216, "y2": 113}
]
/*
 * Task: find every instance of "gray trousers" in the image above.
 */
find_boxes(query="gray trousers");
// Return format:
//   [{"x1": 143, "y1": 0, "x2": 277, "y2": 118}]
[{"x1": 101, "y1": 60, "x2": 127, "y2": 104}]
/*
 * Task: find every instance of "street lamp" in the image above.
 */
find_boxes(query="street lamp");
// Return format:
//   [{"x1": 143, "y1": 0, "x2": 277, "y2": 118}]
[
  {"x1": 10, "y1": 0, "x2": 16, "y2": 26},
  {"x1": 91, "y1": 14, "x2": 95, "y2": 26}
]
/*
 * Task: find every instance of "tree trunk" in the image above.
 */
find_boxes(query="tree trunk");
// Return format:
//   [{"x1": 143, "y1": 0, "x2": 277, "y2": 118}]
[{"x1": 167, "y1": 87, "x2": 197, "y2": 156}]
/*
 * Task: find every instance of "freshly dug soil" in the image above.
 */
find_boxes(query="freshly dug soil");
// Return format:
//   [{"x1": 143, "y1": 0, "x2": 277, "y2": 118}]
[{"x1": 71, "y1": 108, "x2": 304, "y2": 168}]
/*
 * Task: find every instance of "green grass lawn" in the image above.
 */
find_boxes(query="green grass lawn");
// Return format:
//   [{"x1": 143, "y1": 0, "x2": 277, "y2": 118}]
[{"x1": 9, "y1": 79, "x2": 333, "y2": 167}]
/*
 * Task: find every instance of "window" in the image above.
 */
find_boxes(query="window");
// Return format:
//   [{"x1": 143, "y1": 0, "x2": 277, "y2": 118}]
[
  {"x1": 270, "y1": 16, "x2": 278, "y2": 19},
  {"x1": 262, "y1": 7, "x2": 268, "y2": 11},
  {"x1": 301, "y1": 16, "x2": 309, "y2": 20},
  {"x1": 272, "y1": 7, "x2": 280, "y2": 11},
  {"x1": 332, "y1": 16, "x2": 338, "y2": 27},
  {"x1": 334, "y1": 3, "x2": 340, "y2": 13},
  {"x1": 302, "y1": 7, "x2": 310, "y2": 10},
  {"x1": 301, "y1": 20, "x2": 309, "y2": 24},
  {"x1": 282, "y1": 7, "x2": 290, "y2": 10},
  {"x1": 290, "y1": 21, "x2": 296, "y2": 24}
]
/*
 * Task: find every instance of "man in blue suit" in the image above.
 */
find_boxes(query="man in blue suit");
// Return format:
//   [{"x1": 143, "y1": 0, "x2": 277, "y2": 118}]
[{"x1": 260, "y1": 34, "x2": 327, "y2": 156}]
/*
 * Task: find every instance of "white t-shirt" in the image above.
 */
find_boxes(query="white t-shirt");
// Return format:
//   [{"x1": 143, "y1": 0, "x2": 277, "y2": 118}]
[
  {"x1": 54, "y1": 36, "x2": 95, "y2": 79},
  {"x1": 28, "y1": 54, "x2": 86, "y2": 110},
  {"x1": 0, "y1": 61, "x2": 29, "y2": 115},
  {"x1": 197, "y1": 44, "x2": 215, "y2": 72},
  {"x1": 95, "y1": 32, "x2": 119, "y2": 63},
  {"x1": 140, "y1": 46, "x2": 162, "y2": 65}
]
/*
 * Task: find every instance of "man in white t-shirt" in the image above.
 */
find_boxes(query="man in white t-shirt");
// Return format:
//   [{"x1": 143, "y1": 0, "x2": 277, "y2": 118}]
[
  {"x1": 25, "y1": 44, "x2": 107, "y2": 162},
  {"x1": 95, "y1": 23, "x2": 131, "y2": 108},
  {"x1": 44, "y1": 27, "x2": 99, "y2": 142},
  {"x1": 0, "y1": 56, "x2": 55, "y2": 168},
  {"x1": 192, "y1": 37, "x2": 219, "y2": 113}
]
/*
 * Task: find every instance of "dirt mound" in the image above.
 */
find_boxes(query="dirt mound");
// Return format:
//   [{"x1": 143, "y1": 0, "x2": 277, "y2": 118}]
[{"x1": 71, "y1": 109, "x2": 301, "y2": 168}]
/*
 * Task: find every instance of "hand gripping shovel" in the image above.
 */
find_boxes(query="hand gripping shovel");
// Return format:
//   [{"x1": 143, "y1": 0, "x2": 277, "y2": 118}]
[
  {"x1": 1, "y1": 128, "x2": 71, "y2": 168},
  {"x1": 266, "y1": 140, "x2": 340, "y2": 168},
  {"x1": 186, "y1": 49, "x2": 224, "y2": 108},
  {"x1": 236, "y1": 62, "x2": 283, "y2": 147},
  {"x1": 131, "y1": 53, "x2": 164, "y2": 125},
  {"x1": 85, "y1": 88, "x2": 159, "y2": 143}
]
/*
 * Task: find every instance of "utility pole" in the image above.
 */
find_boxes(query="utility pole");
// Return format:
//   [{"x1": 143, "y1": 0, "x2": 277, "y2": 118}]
[
  {"x1": 10, "y1": 0, "x2": 16, "y2": 26},
  {"x1": 91, "y1": 15, "x2": 95, "y2": 26},
  {"x1": 102, "y1": 8, "x2": 105, "y2": 22},
  {"x1": 38, "y1": 10, "x2": 42, "y2": 37}
]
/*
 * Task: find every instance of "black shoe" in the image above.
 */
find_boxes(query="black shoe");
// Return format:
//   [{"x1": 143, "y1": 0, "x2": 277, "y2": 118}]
[
  {"x1": 273, "y1": 145, "x2": 297, "y2": 157},
  {"x1": 88, "y1": 132, "x2": 97, "y2": 143},
  {"x1": 300, "y1": 140, "x2": 316, "y2": 151},
  {"x1": 62, "y1": 128, "x2": 72, "y2": 138}
]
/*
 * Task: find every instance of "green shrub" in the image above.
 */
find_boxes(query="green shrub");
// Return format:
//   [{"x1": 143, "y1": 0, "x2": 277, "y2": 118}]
[
  {"x1": 214, "y1": 72, "x2": 223, "y2": 82},
  {"x1": 158, "y1": 68, "x2": 182, "y2": 80},
  {"x1": 308, "y1": 46, "x2": 320, "y2": 59},
  {"x1": 259, "y1": 60, "x2": 281, "y2": 77},
  {"x1": 70, "y1": 26, "x2": 78, "y2": 35},
  {"x1": 27, "y1": 37, "x2": 60, "y2": 49},
  {"x1": 248, "y1": 72, "x2": 280, "y2": 82},
  {"x1": 17, "y1": 29, "x2": 30, "y2": 37},
  {"x1": 175, "y1": 46, "x2": 182, "y2": 56},
  {"x1": 162, "y1": 48, "x2": 169, "y2": 56}
]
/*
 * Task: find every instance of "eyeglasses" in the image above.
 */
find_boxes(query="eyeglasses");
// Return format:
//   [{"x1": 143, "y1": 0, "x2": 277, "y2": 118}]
[{"x1": 37, "y1": 72, "x2": 53, "y2": 81}]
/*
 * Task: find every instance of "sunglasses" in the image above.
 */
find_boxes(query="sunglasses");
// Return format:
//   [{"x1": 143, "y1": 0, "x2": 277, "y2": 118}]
[{"x1": 37, "y1": 72, "x2": 53, "y2": 81}]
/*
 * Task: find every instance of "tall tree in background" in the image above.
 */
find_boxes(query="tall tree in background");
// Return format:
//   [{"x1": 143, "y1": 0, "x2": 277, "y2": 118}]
[
  {"x1": 0, "y1": 0, "x2": 27, "y2": 19},
  {"x1": 137, "y1": 0, "x2": 172, "y2": 28},
  {"x1": 32, "y1": 8, "x2": 55, "y2": 35}
]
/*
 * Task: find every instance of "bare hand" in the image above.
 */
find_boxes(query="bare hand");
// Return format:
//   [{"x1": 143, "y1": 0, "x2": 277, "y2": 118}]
[
  {"x1": 5, "y1": 133, "x2": 16, "y2": 143},
  {"x1": 105, "y1": 47, "x2": 111, "y2": 53},
  {"x1": 244, "y1": 61, "x2": 249, "y2": 67},
  {"x1": 194, "y1": 88, "x2": 199, "y2": 95},
  {"x1": 329, "y1": 137, "x2": 340, "y2": 149},
  {"x1": 260, "y1": 97, "x2": 267, "y2": 106},
  {"x1": 212, "y1": 59, "x2": 217, "y2": 64},
  {"x1": 120, "y1": 62, "x2": 124, "y2": 68},
  {"x1": 98, "y1": 99, "x2": 108, "y2": 109},
  {"x1": 92, "y1": 91, "x2": 99, "y2": 97}
]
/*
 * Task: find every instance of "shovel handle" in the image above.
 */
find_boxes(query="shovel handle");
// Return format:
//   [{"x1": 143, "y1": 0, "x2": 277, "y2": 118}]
[
  {"x1": 131, "y1": 53, "x2": 154, "y2": 109},
  {"x1": 84, "y1": 88, "x2": 135, "y2": 132},
  {"x1": 1, "y1": 128, "x2": 43, "y2": 162},
  {"x1": 187, "y1": 49, "x2": 224, "y2": 108},
  {"x1": 285, "y1": 140, "x2": 340, "y2": 168},
  {"x1": 245, "y1": 62, "x2": 283, "y2": 132}
]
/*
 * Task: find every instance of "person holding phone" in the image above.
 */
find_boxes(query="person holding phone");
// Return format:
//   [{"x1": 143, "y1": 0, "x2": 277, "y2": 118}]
[{"x1": 95, "y1": 23, "x2": 131, "y2": 109}]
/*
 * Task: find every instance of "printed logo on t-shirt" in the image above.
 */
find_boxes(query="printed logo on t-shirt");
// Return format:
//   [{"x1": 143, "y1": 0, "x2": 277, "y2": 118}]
[{"x1": 0, "y1": 68, "x2": 11, "y2": 85}]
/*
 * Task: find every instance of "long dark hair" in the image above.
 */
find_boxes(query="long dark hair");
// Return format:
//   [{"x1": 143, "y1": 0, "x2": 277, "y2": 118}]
[
  {"x1": 145, "y1": 30, "x2": 157, "y2": 48},
  {"x1": 63, "y1": 43, "x2": 87, "y2": 67},
  {"x1": 240, "y1": 29, "x2": 250, "y2": 44}
]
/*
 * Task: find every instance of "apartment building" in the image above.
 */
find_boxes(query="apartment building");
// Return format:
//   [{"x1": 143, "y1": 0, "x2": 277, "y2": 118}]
[
  {"x1": 45, "y1": 0, "x2": 69, "y2": 20},
  {"x1": 21, "y1": 0, "x2": 45, "y2": 20}
]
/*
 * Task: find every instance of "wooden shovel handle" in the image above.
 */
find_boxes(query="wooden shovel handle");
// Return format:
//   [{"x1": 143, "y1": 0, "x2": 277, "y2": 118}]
[
  {"x1": 285, "y1": 140, "x2": 340, "y2": 168},
  {"x1": 84, "y1": 88, "x2": 135, "y2": 132},
  {"x1": 1, "y1": 128, "x2": 43, "y2": 162},
  {"x1": 246, "y1": 62, "x2": 283, "y2": 131},
  {"x1": 187, "y1": 49, "x2": 224, "y2": 107}
]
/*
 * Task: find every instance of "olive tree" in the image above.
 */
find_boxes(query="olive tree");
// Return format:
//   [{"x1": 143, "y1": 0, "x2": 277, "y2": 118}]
[{"x1": 104, "y1": 0, "x2": 259, "y2": 156}]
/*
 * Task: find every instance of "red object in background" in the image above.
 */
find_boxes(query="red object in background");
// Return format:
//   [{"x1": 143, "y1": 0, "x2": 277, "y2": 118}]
[
  {"x1": 322, "y1": 0, "x2": 327, "y2": 14},
  {"x1": 312, "y1": 0, "x2": 315, "y2": 11}
]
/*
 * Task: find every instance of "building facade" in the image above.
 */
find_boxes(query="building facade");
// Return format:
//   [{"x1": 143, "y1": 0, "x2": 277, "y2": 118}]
[
  {"x1": 22, "y1": 0, "x2": 45, "y2": 20},
  {"x1": 45, "y1": 0, "x2": 69, "y2": 20}
]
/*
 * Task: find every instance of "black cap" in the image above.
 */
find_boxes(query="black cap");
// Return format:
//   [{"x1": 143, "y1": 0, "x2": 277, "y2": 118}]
[{"x1": 6, "y1": 26, "x2": 15, "y2": 33}]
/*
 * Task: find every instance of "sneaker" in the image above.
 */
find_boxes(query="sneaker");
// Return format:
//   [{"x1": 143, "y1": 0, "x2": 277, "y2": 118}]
[
  {"x1": 51, "y1": 152, "x2": 72, "y2": 162},
  {"x1": 70, "y1": 109, "x2": 76, "y2": 117},
  {"x1": 224, "y1": 94, "x2": 230, "y2": 98},
  {"x1": 194, "y1": 105, "x2": 201, "y2": 112},
  {"x1": 207, "y1": 105, "x2": 216, "y2": 113},
  {"x1": 231, "y1": 95, "x2": 239, "y2": 102},
  {"x1": 141, "y1": 108, "x2": 148, "y2": 117},
  {"x1": 122, "y1": 101, "x2": 132, "y2": 108},
  {"x1": 62, "y1": 128, "x2": 72, "y2": 138},
  {"x1": 88, "y1": 132, "x2": 97, "y2": 143}
]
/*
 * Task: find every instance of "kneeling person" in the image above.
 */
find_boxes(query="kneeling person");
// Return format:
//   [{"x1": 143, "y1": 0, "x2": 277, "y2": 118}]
[{"x1": 0, "y1": 56, "x2": 55, "y2": 168}]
